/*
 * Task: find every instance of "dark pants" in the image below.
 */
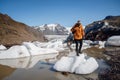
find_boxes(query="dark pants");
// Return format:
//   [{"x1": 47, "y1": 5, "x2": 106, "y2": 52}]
[
  {"x1": 67, "y1": 41, "x2": 73, "y2": 51},
  {"x1": 74, "y1": 39, "x2": 83, "y2": 56}
]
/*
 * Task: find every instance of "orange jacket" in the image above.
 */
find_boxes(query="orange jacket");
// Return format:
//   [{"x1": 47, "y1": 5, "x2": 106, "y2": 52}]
[{"x1": 71, "y1": 24, "x2": 85, "y2": 40}]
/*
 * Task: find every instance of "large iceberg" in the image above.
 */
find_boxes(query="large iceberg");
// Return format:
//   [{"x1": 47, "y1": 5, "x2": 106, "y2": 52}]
[
  {"x1": 23, "y1": 42, "x2": 58, "y2": 55},
  {"x1": 33, "y1": 39, "x2": 65, "y2": 51},
  {"x1": 105, "y1": 36, "x2": 120, "y2": 47},
  {"x1": 53, "y1": 54, "x2": 99, "y2": 74},
  {"x1": 0, "y1": 42, "x2": 58, "y2": 59},
  {"x1": 0, "y1": 45, "x2": 30, "y2": 59}
]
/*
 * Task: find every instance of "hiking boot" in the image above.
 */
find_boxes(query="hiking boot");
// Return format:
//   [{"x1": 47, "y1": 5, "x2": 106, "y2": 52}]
[
  {"x1": 79, "y1": 51, "x2": 82, "y2": 54},
  {"x1": 76, "y1": 53, "x2": 79, "y2": 56}
]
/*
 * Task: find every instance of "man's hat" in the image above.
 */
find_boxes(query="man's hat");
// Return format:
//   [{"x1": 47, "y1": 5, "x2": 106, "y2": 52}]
[{"x1": 77, "y1": 20, "x2": 80, "y2": 23}]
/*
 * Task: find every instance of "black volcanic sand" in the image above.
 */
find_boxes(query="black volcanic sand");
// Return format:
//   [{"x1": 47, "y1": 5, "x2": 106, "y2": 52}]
[
  {"x1": 0, "y1": 47, "x2": 118, "y2": 80},
  {"x1": 98, "y1": 47, "x2": 120, "y2": 80}
]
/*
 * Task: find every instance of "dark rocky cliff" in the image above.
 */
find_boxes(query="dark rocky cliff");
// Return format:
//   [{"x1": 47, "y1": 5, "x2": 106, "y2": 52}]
[{"x1": 85, "y1": 16, "x2": 120, "y2": 41}]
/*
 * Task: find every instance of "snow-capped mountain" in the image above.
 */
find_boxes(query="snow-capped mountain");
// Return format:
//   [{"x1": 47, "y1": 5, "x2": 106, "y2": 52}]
[{"x1": 34, "y1": 24, "x2": 69, "y2": 35}]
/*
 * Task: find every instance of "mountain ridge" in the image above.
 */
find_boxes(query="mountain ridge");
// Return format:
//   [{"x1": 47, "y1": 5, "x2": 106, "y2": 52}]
[
  {"x1": 34, "y1": 23, "x2": 69, "y2": 35},
  {"x1": 0, "y1": 13, "x2": 45, "y2": 47}
]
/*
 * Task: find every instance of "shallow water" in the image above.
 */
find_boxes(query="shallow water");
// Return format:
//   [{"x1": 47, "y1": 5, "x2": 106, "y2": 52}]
[{"x1": 0, "y1": 47, "x2": 113, "y2": 80}]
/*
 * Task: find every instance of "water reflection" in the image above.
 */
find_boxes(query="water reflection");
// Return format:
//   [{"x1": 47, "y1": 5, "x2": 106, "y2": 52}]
[
  {"x1": 55, "y1": 71, "x2": 98, "y2": 80},
  {"x1": 0, "y1": 64, "x2": 15, "y2": 80},
  {"x1": 0, "y1": 53, "x2": 58, "y2": 68},
  {"x1": 0, "y1": 47, "x2": 114, "y2": 80},
  {"x1": 0, "y1": 53, "x2": 58, "y2": 80}
]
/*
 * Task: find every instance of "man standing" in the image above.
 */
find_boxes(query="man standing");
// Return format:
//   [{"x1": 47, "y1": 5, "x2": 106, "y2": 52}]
[{"x1": 71, "y1": 20, "x2": 85, "y2": 56}]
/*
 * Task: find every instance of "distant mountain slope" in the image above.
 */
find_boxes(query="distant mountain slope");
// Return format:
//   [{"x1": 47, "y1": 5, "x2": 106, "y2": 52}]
[
  {"x1": 0, "y1": 13, "x2": 45, "y2": 47},
  {"x1": 34, "y1": 24, "x2": 69, "y2": 35},
  {"x1": 85, "y1": 16, "x2": 120, "y2": 41}
]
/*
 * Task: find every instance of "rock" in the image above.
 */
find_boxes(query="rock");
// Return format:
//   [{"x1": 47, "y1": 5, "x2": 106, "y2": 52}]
[
  {"x1": 98, "y1": 50, "x2": 120, "y2": 80},
  {"x1": 85, "y1": 16, "x2": 120, "y2": 41}
]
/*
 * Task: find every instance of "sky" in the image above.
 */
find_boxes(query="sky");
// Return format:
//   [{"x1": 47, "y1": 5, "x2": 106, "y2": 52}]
[{"x1": 0, "y1": 0, "x2": 120, "y2": 27}]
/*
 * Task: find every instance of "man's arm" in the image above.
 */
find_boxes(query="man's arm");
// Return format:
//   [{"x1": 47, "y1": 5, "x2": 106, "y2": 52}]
[{"x1": 81, "y1": 25, "x2": 85, "y2": 38}]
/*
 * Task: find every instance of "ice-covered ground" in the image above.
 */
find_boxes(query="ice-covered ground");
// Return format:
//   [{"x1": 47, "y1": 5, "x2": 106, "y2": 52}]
[
  {"x1": 33, "y1": 39, "x2": 66, "y2": 51},
  {"x1": 45, "y1": 35, "x2": 68, "y2": 41},
  {"x1": 0, "y1": 35, "x2": 108, "y2": 75},
  {"x1": 0, "y1": 35, "x2": 105, "y2": 59}
]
